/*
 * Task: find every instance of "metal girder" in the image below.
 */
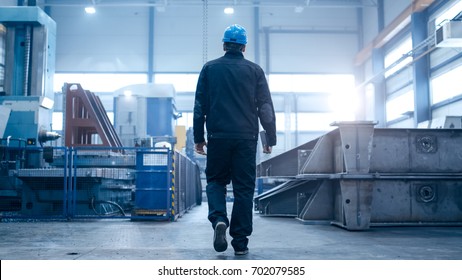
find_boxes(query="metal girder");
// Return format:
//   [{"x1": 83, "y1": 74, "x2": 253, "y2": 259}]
[
  {"x1": 254, "y1": 179, "x2": 323, "y2": 217},
  {"x1": 256, "y1": 121, "x2": 462, "y2": 230},
  {"x1": 257, "y1": 136, "x2": 318, "y2": 177},
  {"x1": 63, "y1": 83, "x2": 123, "y2": 148}
]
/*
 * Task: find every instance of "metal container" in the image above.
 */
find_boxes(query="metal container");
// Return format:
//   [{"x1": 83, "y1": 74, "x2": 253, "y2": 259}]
[{"x1": 132, "y1": 149, "x2": 173, "y2": 220}]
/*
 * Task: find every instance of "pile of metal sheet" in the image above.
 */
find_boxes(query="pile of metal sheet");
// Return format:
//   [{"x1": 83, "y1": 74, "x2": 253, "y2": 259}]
[{"x1": 255, "y1": 121, "x2": 462, "y2": 230}]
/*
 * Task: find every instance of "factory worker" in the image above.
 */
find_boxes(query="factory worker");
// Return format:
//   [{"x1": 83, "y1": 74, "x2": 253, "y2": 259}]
[{"x1": 193, "y1": 24, "x2": 276, "y2": 256}]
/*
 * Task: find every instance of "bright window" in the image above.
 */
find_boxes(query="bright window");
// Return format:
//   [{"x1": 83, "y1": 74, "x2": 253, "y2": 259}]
[
  {"x1": 54, "y1": 73, "x2": 147, "y2": 92},
  {"x1": 386, "y1": 90, "x2": 414, "y2": 121},
  {"x1": 154, "y1": 74, "x2": 199, "y2": 92},
  {"x1": 296, "y1": 113, "x2": 345, "y2": 131},
  {"x1": 268, "y1": 74, "x2": 355, "y2": 93},
  {"x1": 434, "y1": 0, "x2": 462, "y2": 27},
  {"x1": 176, "y1": 112, "x2": 193, "y2": 128},
  {"x1": 431, "y1": 64, "x2": 462, "y2": 104},
  {"x1": 269, "y1": 74, "x2": 357, "y2": 129},
  {"x1": 52, "y1": 112, "x2": 63, "y2": 131},
  {"x1": 274, "y1": 112, "x2": 284, "y2": 131},
  {"x1": 384, "y1": 37, "x2": 413, "y2": 78}
]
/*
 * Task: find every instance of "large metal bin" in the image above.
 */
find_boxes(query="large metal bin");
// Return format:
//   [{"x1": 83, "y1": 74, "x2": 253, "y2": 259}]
[{"x1": 132, "y1": 149, "x2": 173, "y2": 220}]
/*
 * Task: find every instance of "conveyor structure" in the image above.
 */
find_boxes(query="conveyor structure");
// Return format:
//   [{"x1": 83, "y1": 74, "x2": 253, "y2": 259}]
[{"x1": 255, "y1": 121, "x2": 462, "y2": 230}]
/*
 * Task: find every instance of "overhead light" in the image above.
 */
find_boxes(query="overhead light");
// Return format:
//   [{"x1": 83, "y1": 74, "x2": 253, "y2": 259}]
[
  {"x1": 85, "y1": 6, "x2": 96, "y2": 14},
  {"x1": 123, "y1": 90, "x2": 133, "y2": 97},
  {"x1": 224, "y1": 7, "x2": 234, "y2": 14}
]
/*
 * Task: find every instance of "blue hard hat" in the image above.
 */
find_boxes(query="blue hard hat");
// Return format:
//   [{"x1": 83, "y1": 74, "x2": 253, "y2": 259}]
[{"x1": 222, "y1": 24, "x2": 247, "y2": 45}]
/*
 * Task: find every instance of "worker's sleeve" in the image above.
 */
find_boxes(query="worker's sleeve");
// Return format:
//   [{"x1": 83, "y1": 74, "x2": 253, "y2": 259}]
[
  {"x1": 193, "y1": 66, "x2": 207, "y2": 144},
  {"x1": 256, "y1": 68, "x2": 277, "y2": 146}
]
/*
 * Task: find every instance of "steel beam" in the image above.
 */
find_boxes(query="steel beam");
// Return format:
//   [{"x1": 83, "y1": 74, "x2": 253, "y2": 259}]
[{"x1": 256, "y1": 121, "x2": 462, "y2": 230}]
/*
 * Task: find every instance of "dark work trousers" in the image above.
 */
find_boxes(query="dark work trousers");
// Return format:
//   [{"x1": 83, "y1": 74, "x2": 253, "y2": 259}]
[{"x1": 205, "y1": 137, "x2": 257, "y2": 251}]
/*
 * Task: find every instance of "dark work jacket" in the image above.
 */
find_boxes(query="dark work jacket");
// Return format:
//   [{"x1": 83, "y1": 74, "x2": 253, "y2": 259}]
[{"x1": 193, "y1": 50, "x2": 277, "y2": 146}]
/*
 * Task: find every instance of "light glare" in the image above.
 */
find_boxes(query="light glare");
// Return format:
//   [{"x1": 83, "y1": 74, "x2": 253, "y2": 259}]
[
  {"x1": 224, "y1": 7, "x2": 234, "y2": 14},
  {"x1": 85, "y1": 6, "x2": 96, "y2": 14}
]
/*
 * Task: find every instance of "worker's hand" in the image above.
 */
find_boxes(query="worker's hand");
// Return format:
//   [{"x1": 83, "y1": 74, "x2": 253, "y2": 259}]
[
  {"x1": 263, "y1": 145, "x2": 272, "y2": 154},
  {"x1": 195, "y1": 142, "x2": 207, "y2": 155}
]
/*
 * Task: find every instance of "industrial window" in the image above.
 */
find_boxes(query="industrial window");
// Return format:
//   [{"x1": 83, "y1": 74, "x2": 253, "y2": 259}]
[
  {"x1": 154, "y1": 73, "x2": 356, "y2": 95},
  {"x1": 296, "y1": 112, "x2": 348, "y2": 131},
  {"x1": 384, "y1": 36, "x2": 413, "y2": 78},
  {"x1": 431, "y1": 64, "x2": 462, "y2": 104},
  {"x1": 269, "y1": 74, "x2": 357, "y2": 132},
  {"x1": 154, "y1": 74, "x2": 199, "y2": 92},
  {"x1": 434, "y1": 0, "x2": 462, "y2": 27},
  {"x1": 268, "y1": 74, "x2": 355, "y2": 93},
  {"x1": 274, "y1": 112, "x2": 283, "y2": 130},
  {"x1": 52, "y1": 112, "x2": 63, "y2": 131},
  {"x1": 53, "y1": 73, "x2": 147, "y2": 93},
  {"x1": 386, "y1": 90, "x2": 414, "y2": 121},
  {"x1": 176, "y1": 112, "x2": 193, "y2": 128}
]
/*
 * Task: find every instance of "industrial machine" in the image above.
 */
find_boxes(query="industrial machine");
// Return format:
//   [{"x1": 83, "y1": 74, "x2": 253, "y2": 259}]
[
  {"x1": 255, "y1": 121, "x2": 462, "y2": 230},
  {"x1": 113, "y1": 83, "x2": 179, "y2": 148},
  {"x1": 0, "y1": 6, "x2": 61, "y2": 216},
  {"x1": 0, "y1": 6, "x2": 57, "y2": 141},
  {"x1": 0, "y1": 6, "x2": 200, "y2": 220},
  {"x1": 1, "y1": 79, "x2": 201, "y2": 220}
]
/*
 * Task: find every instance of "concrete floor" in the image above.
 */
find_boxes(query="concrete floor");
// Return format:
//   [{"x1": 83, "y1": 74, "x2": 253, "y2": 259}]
[{"x1": 1, "y1": 203, "x2": 462, "y2": 260}]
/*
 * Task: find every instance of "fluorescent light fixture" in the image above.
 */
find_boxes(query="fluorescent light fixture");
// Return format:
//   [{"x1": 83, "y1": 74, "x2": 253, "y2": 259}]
[
  {"x1": 85, "y1": 6, "x2": 96, "y2": 14},
  {"x1": 224, "y1": 7, "x2": 234, "y2": 14}
]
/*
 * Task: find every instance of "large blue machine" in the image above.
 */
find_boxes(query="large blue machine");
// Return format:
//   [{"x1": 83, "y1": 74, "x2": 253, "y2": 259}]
[
  {"x1": 113, "y1": 83, "x2": 178, "y2": 147},
  {"x1": 0, "y1": 6, "x2": 58, "y2": 145},
  {"x1": 0, "y1": 6, "x2": 61, "y2": 215}
]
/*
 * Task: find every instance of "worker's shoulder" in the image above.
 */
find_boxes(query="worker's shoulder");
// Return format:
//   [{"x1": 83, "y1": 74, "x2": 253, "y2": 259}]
[
  {"x1": 231, "y1": 57, "x2": 264, "y2": 72},
  {"x1": 205, "y1": 56, "x2": 264, "y2": 71}
]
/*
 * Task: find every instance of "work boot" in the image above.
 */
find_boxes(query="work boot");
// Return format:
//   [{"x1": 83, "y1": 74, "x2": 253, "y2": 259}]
[
  {"x1": 234, "y1": 249, "x2": 249, "y2": 256},
  {"x1": 213, "y1": 222, "x2": 228, "y2": 252}
]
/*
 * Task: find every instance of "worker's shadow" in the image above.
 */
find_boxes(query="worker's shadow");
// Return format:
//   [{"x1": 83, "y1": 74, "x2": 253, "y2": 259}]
[{"x1": 214, "y1": 252, "x2": 262, "y2": 260}]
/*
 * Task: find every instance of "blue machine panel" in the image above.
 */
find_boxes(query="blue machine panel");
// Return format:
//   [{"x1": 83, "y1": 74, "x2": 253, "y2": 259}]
[{"x1": 146, "y1": 98, "x2": 174, "y2": 137}]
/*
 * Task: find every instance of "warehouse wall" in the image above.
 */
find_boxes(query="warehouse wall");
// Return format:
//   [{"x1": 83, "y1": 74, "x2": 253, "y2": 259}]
[
  {"x1": 153, "y1": 5, "x2": 252, "y2": 72},
  {"x1": 51, "y1": 6, "x2": 150, "y2": 72},
  {"x1": 13, "y1": 0, "x2": 459, "y2": 154},
  {"x1": 7, "y1": 0, "x2": 462, "y2": 158},
  {"x1": 383, "y1": 0, "x2": 412, "y2": 26},
  {"x1": 50, "y1": 4, "x2": 360, "y2": 75},
  {"x1": 362, "y1": 5, "x2": 378, "y2": 45},
  {"x1": 356, "y1": 0, "x2": 462, "y2": 129},
  {"x1": 44, "y1": 3, "x2": 363, "y2": 154},
  {"x1": 259, "y1": 6, "x2": 359, "y2": 73}
]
